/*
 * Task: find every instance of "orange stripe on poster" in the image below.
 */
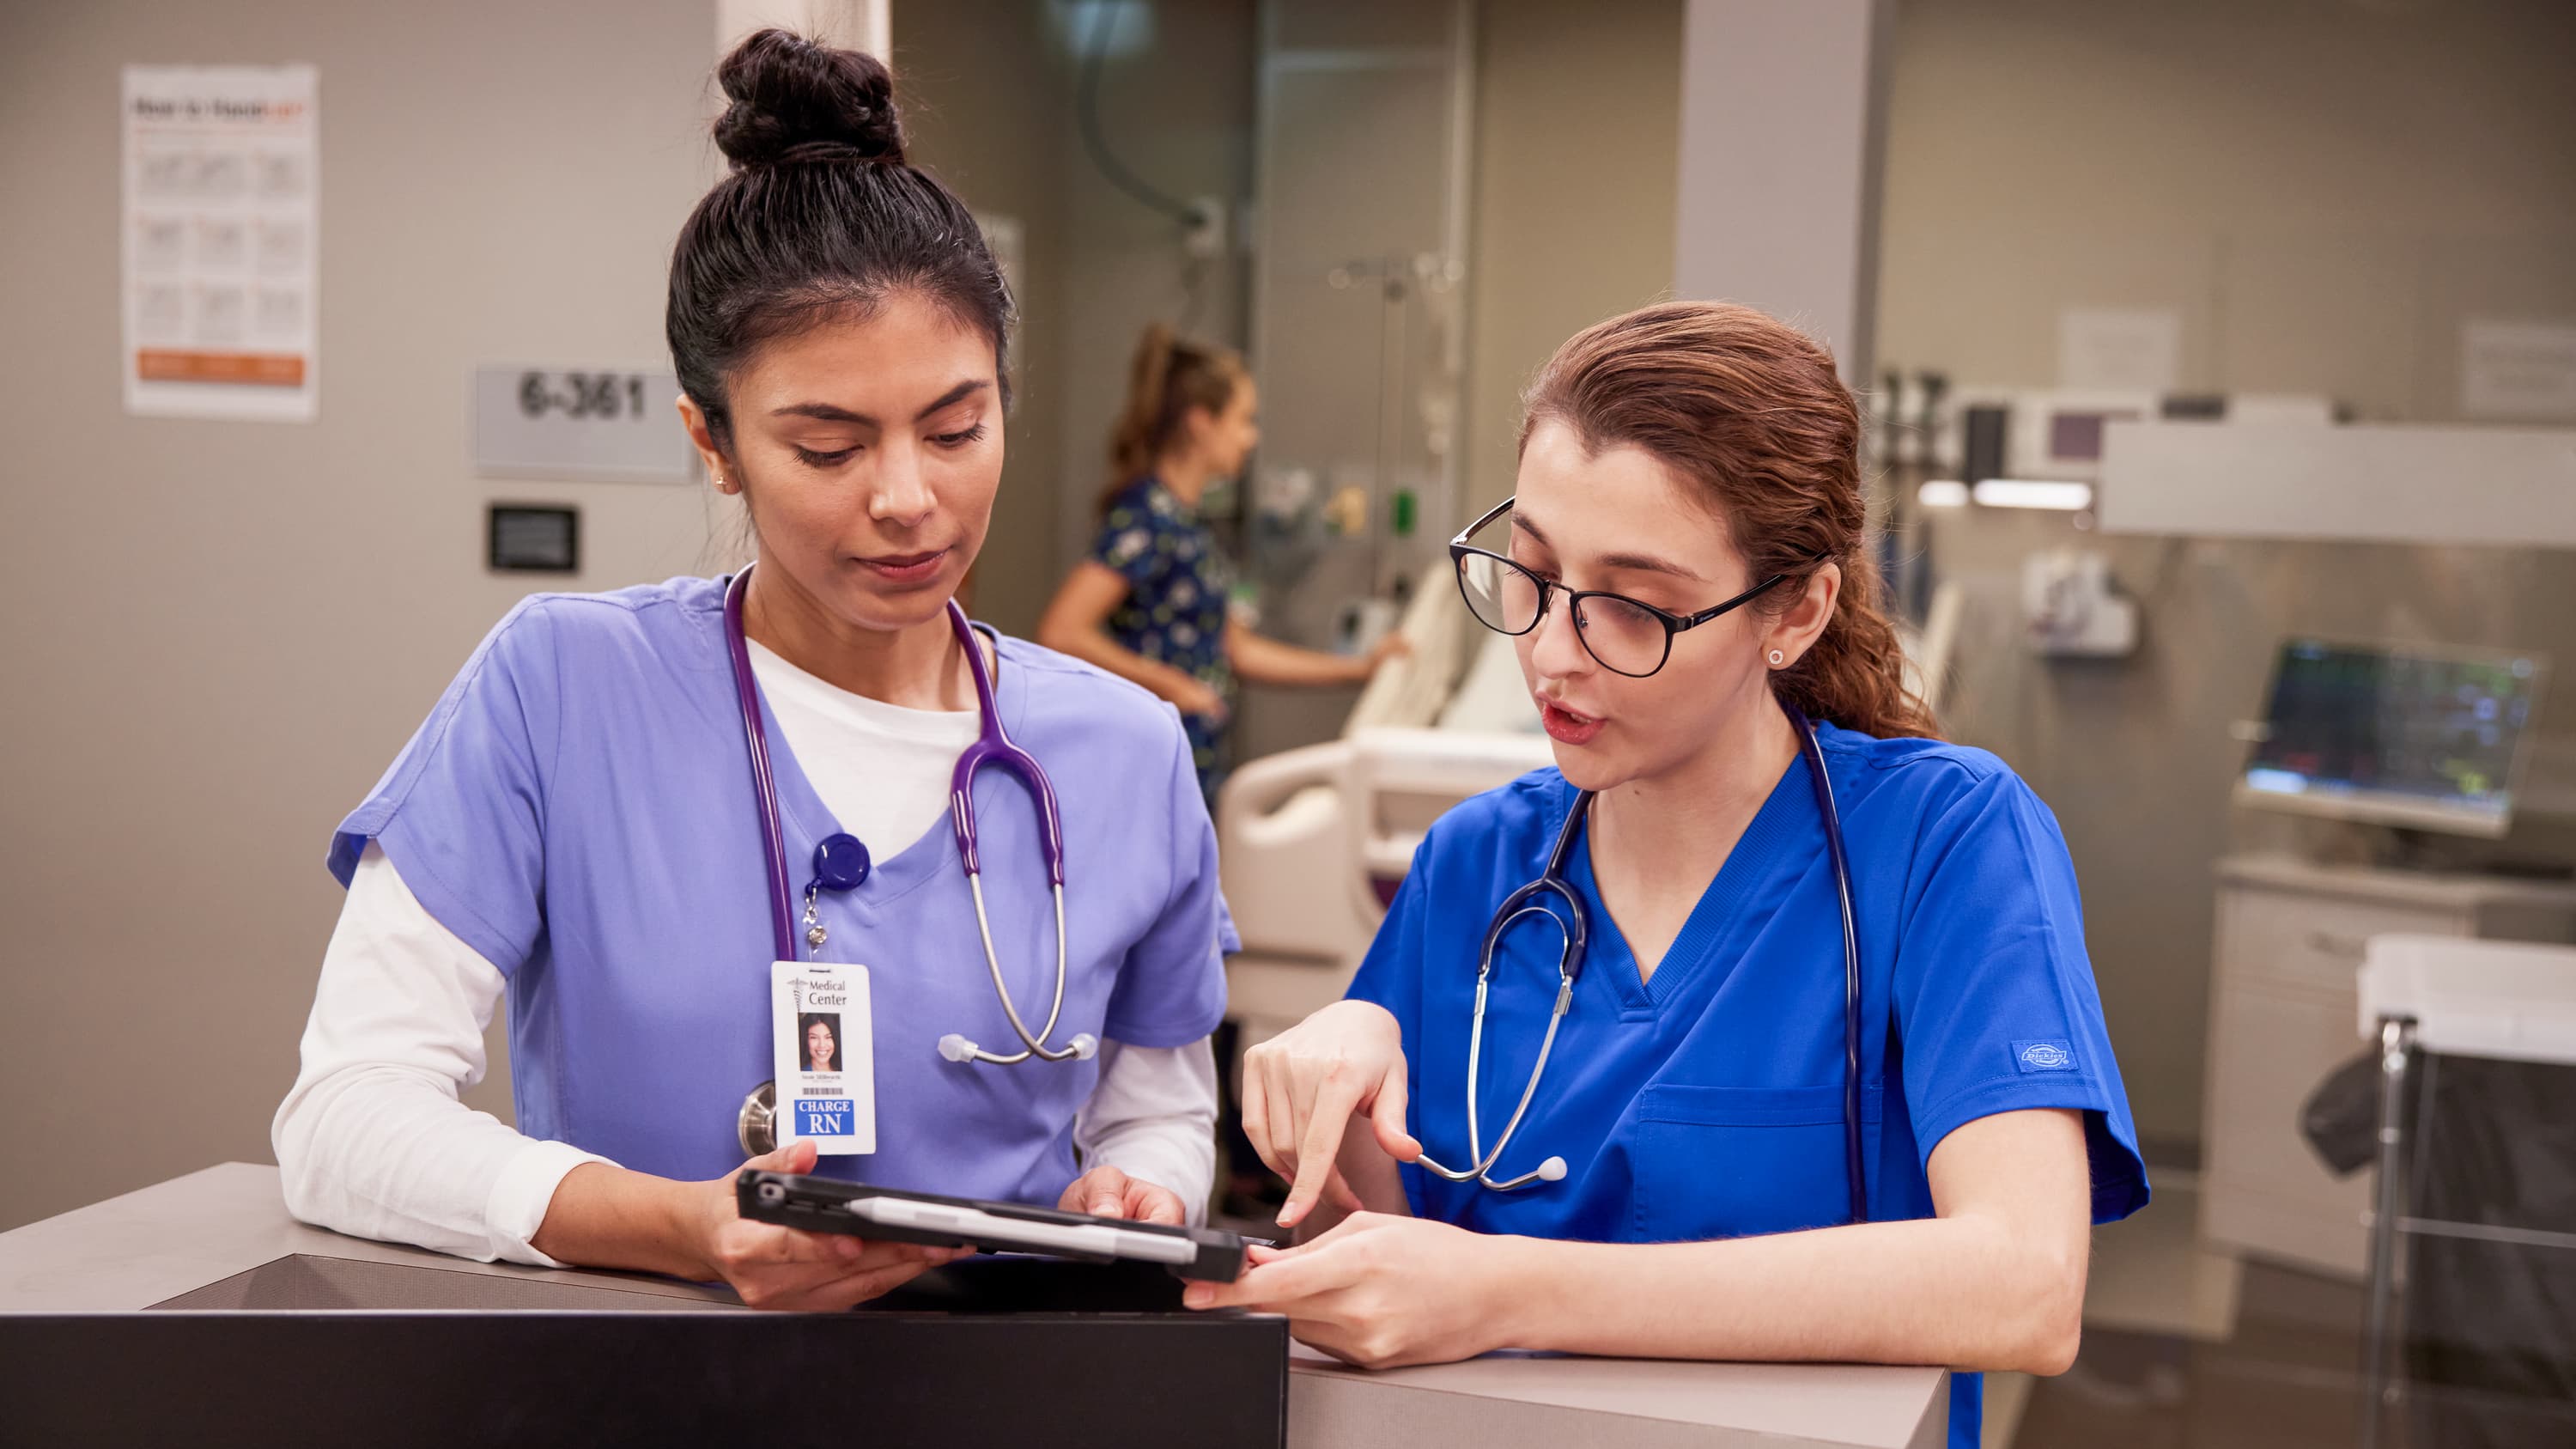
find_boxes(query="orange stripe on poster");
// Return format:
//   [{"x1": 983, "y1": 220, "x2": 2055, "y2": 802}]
[{"x1": 135, "y1": 350, "x2": 307, "y2": 387}]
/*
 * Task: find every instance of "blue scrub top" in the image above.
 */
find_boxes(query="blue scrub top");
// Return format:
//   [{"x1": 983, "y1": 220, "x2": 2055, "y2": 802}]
[
  {"x1": 1347, "y1": 723, "x2": 2148, "y2": 1449},
  {"x1": 328, "y1": 575, "x2": 1234, "y2": 1206}
]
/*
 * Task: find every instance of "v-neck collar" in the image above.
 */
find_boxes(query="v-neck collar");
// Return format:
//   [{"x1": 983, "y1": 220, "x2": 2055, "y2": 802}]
[
  {"x1": 741, "y1": 619, "x2": 1024, "y2": 917},
  {"x1": 1564, "y1": 750, "x2": 1824, "y2": 1014}
]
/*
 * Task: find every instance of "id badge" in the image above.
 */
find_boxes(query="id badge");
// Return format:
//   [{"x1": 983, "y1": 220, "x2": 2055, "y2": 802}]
[{"x1": 771, "y1": 961, "x2": 875, "y2": 1154}]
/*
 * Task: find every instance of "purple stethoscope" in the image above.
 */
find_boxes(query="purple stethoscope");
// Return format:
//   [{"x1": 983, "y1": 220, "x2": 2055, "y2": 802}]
[{"x1": 725, "y1": 567, "x2": 1092, "y2": 1150}]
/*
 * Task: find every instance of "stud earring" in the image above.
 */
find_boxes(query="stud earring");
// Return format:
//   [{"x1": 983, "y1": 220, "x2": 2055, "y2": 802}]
[{"x1": 1767, "y1": 648, "x2": 1786, "y2": 667}]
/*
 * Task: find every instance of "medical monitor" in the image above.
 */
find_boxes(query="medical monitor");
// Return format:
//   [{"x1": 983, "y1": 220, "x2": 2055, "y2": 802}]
[{"x1": 2238, "y1": 638, "x2": 2544, "y2": 837}]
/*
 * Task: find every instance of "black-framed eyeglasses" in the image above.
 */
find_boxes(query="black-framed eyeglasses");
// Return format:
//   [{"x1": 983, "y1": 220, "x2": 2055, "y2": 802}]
[{"x1": 1447, "y1": 496, "x2": 1802, "y2": 679}]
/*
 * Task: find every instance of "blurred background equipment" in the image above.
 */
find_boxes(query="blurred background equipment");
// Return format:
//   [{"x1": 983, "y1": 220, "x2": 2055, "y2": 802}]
[
  {"x1": 1234, "y1": 1, "x2": 1478, "y2": 762},
  {"x1": 2352, "y1": 936, "x2": 2576, "y2": 1449},
  {"x1": 2235, "y1": 640, "x2": 2543, "y2": 839}
]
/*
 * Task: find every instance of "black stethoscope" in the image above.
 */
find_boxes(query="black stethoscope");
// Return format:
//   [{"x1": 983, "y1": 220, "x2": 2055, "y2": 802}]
[{"x1": 1413, "y1": 703, "x2": 1872, "y2": 1226}]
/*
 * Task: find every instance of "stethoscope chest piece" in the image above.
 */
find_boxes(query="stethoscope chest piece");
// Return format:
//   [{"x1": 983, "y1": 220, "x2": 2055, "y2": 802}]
[{"x1": 738, "y1": 1079, "x2": 777, "y2": 1156}]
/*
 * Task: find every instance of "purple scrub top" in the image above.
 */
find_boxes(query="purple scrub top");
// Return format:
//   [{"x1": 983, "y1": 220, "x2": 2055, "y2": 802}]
[{"x1": 329, "y1": 575, "x2": 1235, "y2": 1204}]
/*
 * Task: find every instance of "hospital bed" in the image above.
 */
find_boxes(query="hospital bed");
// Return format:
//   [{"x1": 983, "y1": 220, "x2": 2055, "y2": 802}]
[
  {"x1": 1217, "y1": 566, "x2": 1959, "y2": 1045},
  {"x1": 1218, "y1": 568, "x2": 1552, "y2": 1044}
]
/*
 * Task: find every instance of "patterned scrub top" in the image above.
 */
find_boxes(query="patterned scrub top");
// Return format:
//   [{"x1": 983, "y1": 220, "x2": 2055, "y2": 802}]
[{"x1": 1090, "y1": 476, "x2": 1234, "y2": 796}]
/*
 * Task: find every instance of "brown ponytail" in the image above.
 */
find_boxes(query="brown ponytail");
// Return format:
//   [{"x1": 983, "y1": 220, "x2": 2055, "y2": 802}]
[
  {"x1": 1519, "y1": 301, "x2": 1939, "y2": 740},
  {"x1": 1101, "y1": 322, "x2": 1248, "y2": 514}
]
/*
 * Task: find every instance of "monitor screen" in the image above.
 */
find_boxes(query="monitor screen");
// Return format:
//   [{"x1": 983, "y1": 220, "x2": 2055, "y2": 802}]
[
  {"x1": 2240, "y1": 639, "x2": 2543, "y2": 835},
  {"x1": 2048, "y1": 411, "x2": 2108, "y2": 462}
]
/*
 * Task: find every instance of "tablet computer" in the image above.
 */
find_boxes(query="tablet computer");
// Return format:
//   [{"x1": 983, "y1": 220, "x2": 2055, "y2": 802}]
[{"x1": 736, "y1": 1172, "x2": 1255, "y2": 1283}]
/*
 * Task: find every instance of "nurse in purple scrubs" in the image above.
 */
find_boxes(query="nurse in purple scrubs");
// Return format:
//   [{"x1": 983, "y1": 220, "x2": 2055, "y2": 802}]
[{"x1": 272, "y1": 31, "x2": 1231, "y2": 1312}]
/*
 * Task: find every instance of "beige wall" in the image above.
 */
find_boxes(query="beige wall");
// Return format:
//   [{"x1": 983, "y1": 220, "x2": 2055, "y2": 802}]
[
  {"x1": 1876, "y1": 0, "x2": 2576, "y2": 416},
  {"x1": 1674, "y1": 0, "x2": 1889, "y2": 384},
  {"x1": 892, "y1": 1, "x2": 1075, "y2": 635},
  {"x1": 1875, "y1": 0, "x2": 2576, "y2": 1148},
  {"x1": 1459, "y1": 0, "x2": 1684, "y2": 514},
  {"x1": 0, "y1": 2, "x2": 725, "y2": 1229}
]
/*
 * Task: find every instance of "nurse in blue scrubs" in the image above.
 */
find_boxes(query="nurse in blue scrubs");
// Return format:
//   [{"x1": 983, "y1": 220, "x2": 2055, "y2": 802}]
[
  {"x1": 273, "y1": 33, "x2": 1229, "y2": 1312},
  {"x1": 1188, "y1": 302, "x2": 2147, "y2": 1449}
]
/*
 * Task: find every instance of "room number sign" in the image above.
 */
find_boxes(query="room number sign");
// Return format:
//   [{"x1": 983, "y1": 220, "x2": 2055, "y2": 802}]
[{"x1": 473, "y1": 364, "x2": 694, "y2": 484}]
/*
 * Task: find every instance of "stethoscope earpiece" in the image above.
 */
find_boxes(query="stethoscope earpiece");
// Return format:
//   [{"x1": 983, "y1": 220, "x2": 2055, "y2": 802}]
[{"x1": 938, "y1": 1031, "x2": 1097, "y2": 1064}]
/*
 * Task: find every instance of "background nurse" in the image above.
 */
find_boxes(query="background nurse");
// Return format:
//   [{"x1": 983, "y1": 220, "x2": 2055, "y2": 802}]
[
  {"x1": 1039, "y1": 324, "x2": 1406, "y2": 799},
  {"x1": 1190, "y1": 303, "x2": 2147, "y2": 1449}
]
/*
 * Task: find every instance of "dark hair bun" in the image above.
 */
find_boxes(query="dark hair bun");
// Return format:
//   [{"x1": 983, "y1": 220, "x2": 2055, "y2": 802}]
[{"x1": 714, "y1": 29, "x2": 904, "y2": 169}]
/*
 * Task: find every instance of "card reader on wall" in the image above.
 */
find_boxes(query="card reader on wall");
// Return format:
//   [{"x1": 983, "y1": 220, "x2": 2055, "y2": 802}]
[{"x1": 488, "y1": 504, "x2": 580, "y2": 574}]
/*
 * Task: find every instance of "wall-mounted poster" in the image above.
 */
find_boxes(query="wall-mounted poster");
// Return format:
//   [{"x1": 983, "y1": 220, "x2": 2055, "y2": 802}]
[{"x1": 122, "y1": 64, "x2": 319, "y2": 421}]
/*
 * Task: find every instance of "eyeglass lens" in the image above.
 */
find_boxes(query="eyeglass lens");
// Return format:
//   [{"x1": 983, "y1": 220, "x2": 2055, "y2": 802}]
[{"x1": 1455, "y1": 551, "x2": 1672, "y2": 677}]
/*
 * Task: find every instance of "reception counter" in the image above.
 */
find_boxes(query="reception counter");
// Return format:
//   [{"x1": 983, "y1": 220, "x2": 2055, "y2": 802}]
[{"x1": 0, "y1": 1164, "x2": 1947, "y2": 1447}]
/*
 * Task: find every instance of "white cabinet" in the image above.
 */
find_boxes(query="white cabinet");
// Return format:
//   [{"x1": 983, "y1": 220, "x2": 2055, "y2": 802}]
[{"x1": 2199, "y1": 857, "x2": 2576, "y2": 1279}]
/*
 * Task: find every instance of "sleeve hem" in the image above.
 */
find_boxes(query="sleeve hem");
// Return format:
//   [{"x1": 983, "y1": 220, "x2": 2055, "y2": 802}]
[
  {"x1": 374, "y1": 831, "x2": 523, "y2": 981},
  {"x1": 1914, "y1": 1074, "x2": 2113, "y2": 1154},
  {"x1": 1911, "y1": 1075, "x2": 2148, "y2": 1224},
  {"x1": 1101, "y1": 1000, "x2": 1228, "y2": 1050},
  {"x1": 483, "y1": 1138, "x2": 617, "y2": 1268}
]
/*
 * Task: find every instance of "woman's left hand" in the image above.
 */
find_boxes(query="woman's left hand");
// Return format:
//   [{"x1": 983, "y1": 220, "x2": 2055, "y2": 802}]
[
  {"x1": 1180, "y1": 1212, "x2": 1513, "y2": 1368},
  {"x1": 1060, "y1": 1165, "x2": 1188, "y2": 1225}
]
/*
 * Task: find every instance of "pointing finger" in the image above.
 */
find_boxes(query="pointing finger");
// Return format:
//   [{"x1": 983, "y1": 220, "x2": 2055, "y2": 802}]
[
  {"x1": 1239, "y1": 1051, "x2": 1278, "y2": 1175},
  {"x1": 1279, "y1": 1070, "x2": 1364, "y2": 1228}
]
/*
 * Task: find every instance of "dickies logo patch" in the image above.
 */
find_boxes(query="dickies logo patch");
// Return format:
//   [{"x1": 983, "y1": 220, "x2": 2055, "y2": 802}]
[{"x1": 2014, "y1": 1039, "x2": 2076, "y2": 1073}]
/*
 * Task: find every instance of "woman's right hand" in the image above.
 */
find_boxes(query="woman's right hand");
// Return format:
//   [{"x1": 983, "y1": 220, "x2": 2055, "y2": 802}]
[
  {"x1": 686, "y1": 1140, "x2": 968, "y2": 1310},
  {"x1": 1241, "y1": 1000, "x2": 1419, "y2": 1229},
  {"x1": 1173, "y1": 676, "x2": 1229, "y2": 721}
]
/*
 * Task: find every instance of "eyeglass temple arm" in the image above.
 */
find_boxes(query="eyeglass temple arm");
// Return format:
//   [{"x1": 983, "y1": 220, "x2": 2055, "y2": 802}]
[{"x1": 1451, "y1": 495, "x2": 1517, "y2": 546}]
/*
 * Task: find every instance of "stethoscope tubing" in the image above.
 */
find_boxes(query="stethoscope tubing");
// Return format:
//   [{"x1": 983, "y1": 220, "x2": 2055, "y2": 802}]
[
  {"x1": 1809, "y1": 714, "x2": 1869, "y2": 1227},
  {"x1": 723, "y1": 567, "x2": 804, "y2": 964},
  {"x1": 963, "y1": 874, "x2": 1078, "y2": 1064},
  {"x1": 721, "y1": 564, "x2": 1090, "y2": 1068},
  {"x1": 1423, "y1": 704, "x2": 1871, "y2": 1224}
]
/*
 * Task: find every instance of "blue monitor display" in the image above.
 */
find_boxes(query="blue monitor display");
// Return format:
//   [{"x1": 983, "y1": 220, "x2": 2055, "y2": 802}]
[{"x1": 2239, "y1": 639, "x2": 2543, "y2": 836}]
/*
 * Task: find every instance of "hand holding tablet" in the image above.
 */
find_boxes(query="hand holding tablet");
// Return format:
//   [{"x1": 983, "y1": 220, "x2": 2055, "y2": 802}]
[{"x1": 737, "y1": 1172, "x2": 1256, "y2": 1283}]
